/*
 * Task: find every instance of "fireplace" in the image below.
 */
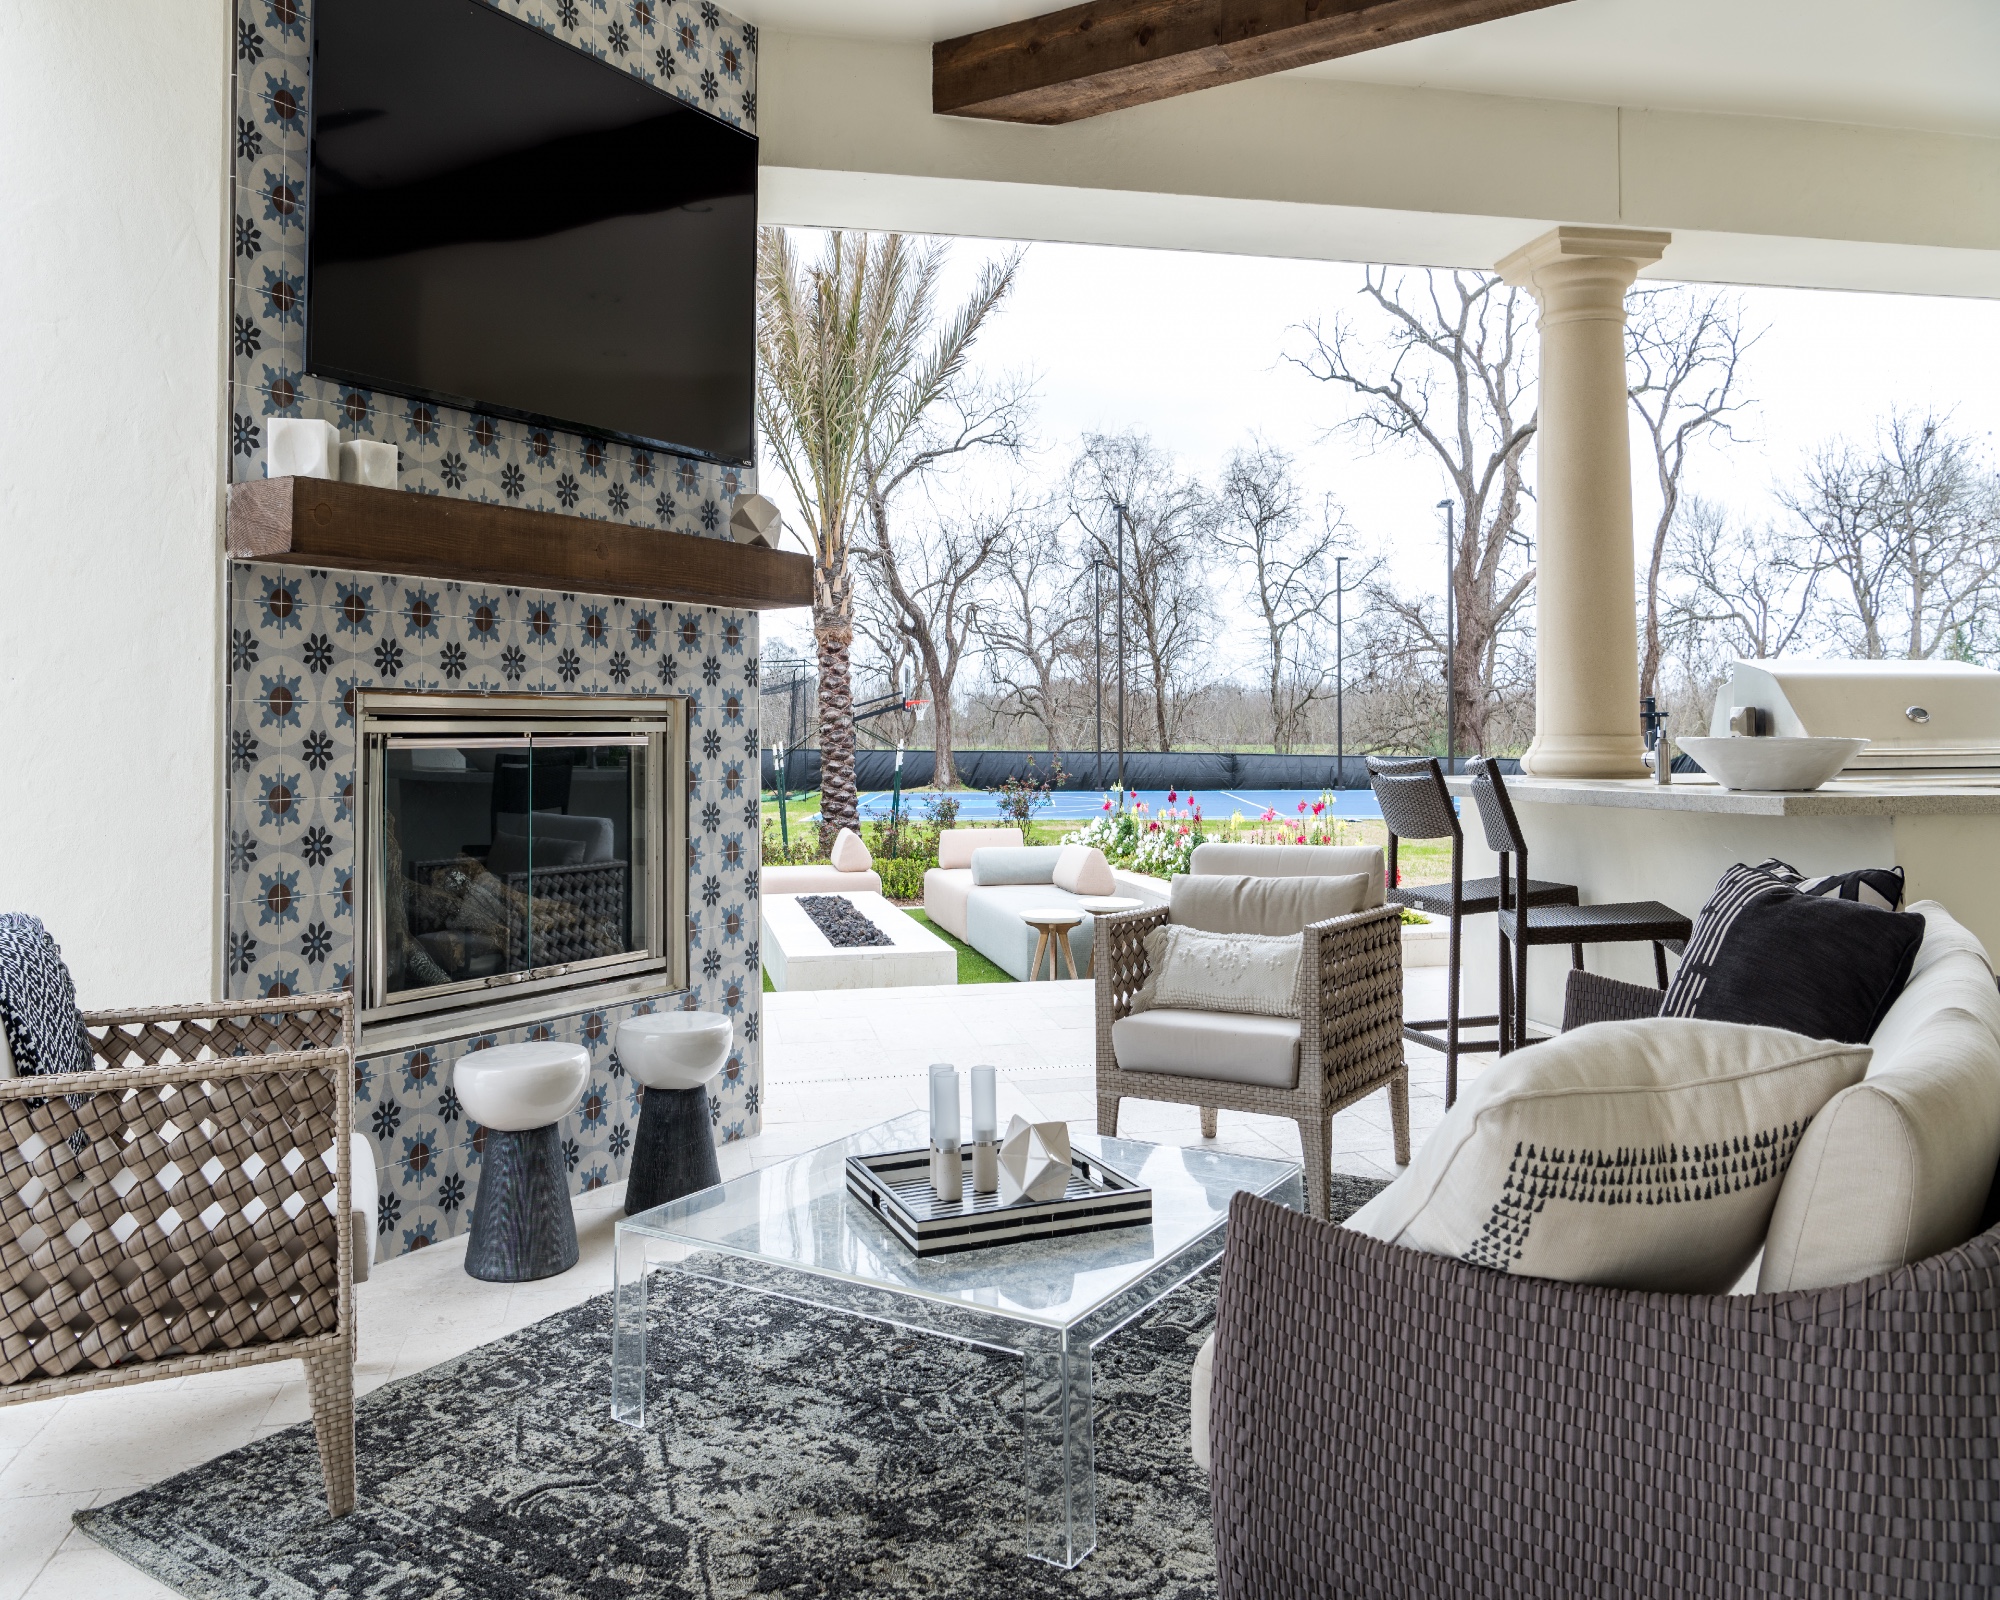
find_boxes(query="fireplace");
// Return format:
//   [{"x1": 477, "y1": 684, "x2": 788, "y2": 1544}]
[{"x1": 356, "y1": 692, "x2": 687, "y2": 1045}]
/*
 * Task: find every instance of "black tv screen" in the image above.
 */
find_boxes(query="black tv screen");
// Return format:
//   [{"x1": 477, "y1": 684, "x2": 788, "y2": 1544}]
[{"x1": 308, "y1": 0, "x2": 757, "y2": 466}]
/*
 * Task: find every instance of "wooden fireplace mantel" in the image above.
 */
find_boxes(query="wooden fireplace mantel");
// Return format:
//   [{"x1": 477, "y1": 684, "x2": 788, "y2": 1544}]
[{"x1": 227, "y1": 476, "x2": 813, "y2": 612}]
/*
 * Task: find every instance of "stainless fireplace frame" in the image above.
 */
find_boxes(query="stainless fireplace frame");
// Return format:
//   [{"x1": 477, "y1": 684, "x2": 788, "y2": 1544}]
[{"x1": 356, "y1": 691, "x2": 687, "y2": 1049}]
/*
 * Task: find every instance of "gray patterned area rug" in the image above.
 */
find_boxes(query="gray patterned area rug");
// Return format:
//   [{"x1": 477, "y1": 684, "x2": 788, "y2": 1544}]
[{"x1": 78, "y1": 1173, "x2": 1388, "y2": 1600}]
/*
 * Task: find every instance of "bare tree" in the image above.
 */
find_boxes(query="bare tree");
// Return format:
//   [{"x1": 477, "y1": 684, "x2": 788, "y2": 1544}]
[
  {"x1": 1663, "y1": 495, "x2": 1818, "y2": 665},
  {"x1": 855, "y1": 485, "x2": 1013, "y2": 783},
  {"x1": 1209, "y1": 442, "x2": 1368, "y2": 753},
  {"x1": 979, "y1": 510, "x2": 1090, "y2": 755},
  {"x1": 1068, "y1": 432, "x2": 1214, "y2": 752},
  {"x1": 1290, "y1": 269, "x2": 1537, "y2": 754},
  {"x1": 1627, "y1": 286, "x2": 1757, "y2": 699},
  {"x1": 1785, "y1": 412, "x2": 1998, "y2": 660}
]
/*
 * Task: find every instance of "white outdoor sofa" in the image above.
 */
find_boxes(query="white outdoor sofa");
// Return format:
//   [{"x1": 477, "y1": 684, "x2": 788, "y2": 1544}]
[
  {"x1": 763, "y1": 826, "x2": 883, "y2": 896},
  {"x1": 922, "y1": 828, "x2": 1167, "y2": 981}
]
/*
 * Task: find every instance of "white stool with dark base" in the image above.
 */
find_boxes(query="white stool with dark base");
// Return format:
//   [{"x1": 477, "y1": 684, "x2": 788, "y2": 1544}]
[
  {"x1": 455, "y1": 1042, "x2": 591, "y2": 1283},
  {"x1": 617, "y1": 1011, "x2": 731, "y2": 1214}
]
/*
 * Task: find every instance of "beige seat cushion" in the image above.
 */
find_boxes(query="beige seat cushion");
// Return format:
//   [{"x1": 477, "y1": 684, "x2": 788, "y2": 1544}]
[
  {"x1": 828, "y1": 827, "x2": 873, "y2": 874},
  {"x1": 1171, "y1": 872, "x2": 1373, "y2": 938},
  {"x1": 1188, "y1": 843, "x2": 1385, "y2": 907},
  {"x1": 1759, "y1": 901, "x2": 2000, "y2": 1292},
  {"x1": 1111, "y1": 1008, "x2": 1301, "y2": 1090},
  {"x1": 1190, "y1": 1331, "x2": 1215, "y2": 1471},
  {"x1": 937, "y1": 827, "x2": 1024, "y2": 870},
  {"x1": 1053, "y1": 843, "x2": 1117, "y2": 896},
  {"x1": 1346, "y1": 1018, "x2": 1869, "y2": 1292},
  {"x1": 764, "y1": 864, "x2": 885, "y2": 896},
  {"x1": 922, "y1": 867, "x2": 973, "y2": 941}
]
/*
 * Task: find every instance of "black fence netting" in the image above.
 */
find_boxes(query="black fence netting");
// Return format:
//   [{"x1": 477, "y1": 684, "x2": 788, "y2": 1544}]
[{"x1": 762, "y1": 750, "x2": 1531, "y2": 793}]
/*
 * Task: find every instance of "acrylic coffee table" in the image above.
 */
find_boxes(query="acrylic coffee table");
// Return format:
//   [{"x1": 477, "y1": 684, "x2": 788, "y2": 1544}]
[{"x1": 611, "y1": 1111, "x2": 1302, "y2": 1568}]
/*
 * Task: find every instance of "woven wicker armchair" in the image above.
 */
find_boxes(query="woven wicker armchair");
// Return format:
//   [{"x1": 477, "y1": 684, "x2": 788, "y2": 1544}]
[
  {"x1": 1095, "y1": 903, "x2": 1407, "y2": 1220},
  {"x1": 0, "y1": 993, "x2": 357, "y2": 1517},
  {"x1": 1208, "y1": 1189, "x2": 2000, "y2": 1599}
]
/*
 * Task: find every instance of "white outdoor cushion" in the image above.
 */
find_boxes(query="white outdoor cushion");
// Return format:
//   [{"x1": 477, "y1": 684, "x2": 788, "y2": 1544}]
[
  {"x1": 828, "y1": 827, "x2": 873, "y2": 874},
  {"x1": 1190, "y1": 1332, "x2": 1215, "y2": 1471},
  {"x1": 1052, "y1": 843, "x2": 1117, "y2": 897},
  {"x1": 1171, "y1": 873, "x2": 1372, "y2": 938},
  {"x1": 1758, "y1": 1006, "x2": 2000, "y2": 1292},
  {"x1": 1111, "y1": 1009, "x2": 1301, "y2": 1089},
  {"x1": 1189, "y1": 843, "x2": 1386, "y2": 908},
  {"x1": 1345, "y1": 1019, "x2": 1870, "y2": 1291},
  {"x1": 765, "y1": 864, "x2": 885, "y2": 896},
  {"x1": 1758, "y1": 902, "x2": 2000, "y2": 1292},
  {"x1": 938, "y1": 827, "x2": 1024, "y2": 870},
  {"x1": 1131, "y1": 924, "x2": 1301, "y2": 1018},
  {"x1": 922, "y1": 868, "x2": 973, "y2": 941}
]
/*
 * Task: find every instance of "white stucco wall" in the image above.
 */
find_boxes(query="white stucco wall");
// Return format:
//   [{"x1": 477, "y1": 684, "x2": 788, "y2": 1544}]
[{"x1": 0, "y1": 6, "x2": 229, "y2": 1006}]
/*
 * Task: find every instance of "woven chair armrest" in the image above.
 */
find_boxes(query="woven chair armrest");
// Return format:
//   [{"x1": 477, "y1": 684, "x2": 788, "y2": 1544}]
[
  {"x1": 0, "y1": 1042, "x2": 350, "y2": 1102},
  {"x1": 1560, "y1": 969, "x2": 1664, "y2": 1031},
  {"x1": 1209, "y1": 1191, "x2": 2000, "y2": 1600},
  {"x1": 76, "y1": 991, "x2": 351, "y2": 1069},
  {"x1": 1097, "y1": 903, "x2": 1171, "y2": 1029},
  {"x1": 1299, "y1": 905, "x2": 1404, "y2": 1101}
]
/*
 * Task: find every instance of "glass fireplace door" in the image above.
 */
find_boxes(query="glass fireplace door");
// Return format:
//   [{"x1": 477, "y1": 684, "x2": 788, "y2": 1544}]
[{"x1": 369, "y1": 725, "x2": 661, "y2": 1016}]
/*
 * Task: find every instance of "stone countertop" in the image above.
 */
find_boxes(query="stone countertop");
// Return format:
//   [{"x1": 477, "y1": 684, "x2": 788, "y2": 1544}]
[{"x1": 1442, "y1": 773, "x2": 2000, "y2": 817}]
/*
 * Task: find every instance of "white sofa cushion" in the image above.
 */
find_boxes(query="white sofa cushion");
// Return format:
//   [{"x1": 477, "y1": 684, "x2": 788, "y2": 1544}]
[
  {"x1": 1345, "y1": 1018, "x2": 1869, "y2": 1291},
  {"x1": 1111, "y1": 1009, "x2": 1301, "y2": 1090},
  {"x1": 1170, "y1": 872, "x2": 1373, "y2": 938},
  {"x1": 1758, "y1": 901, "x2": 2000, "y2": 1291},
  {"x1": 938, "y1": 827, "x2": 1024, "y2": 870},
  {"x1": 1131, "y1": 924, "x2": 1301, "y2": 1018},
  {"x1": 828, "y1": 827, "x2": 873, "y2": 874},
  {"x1": 922, "y1": 867, "x2": 974, "y2": 941},
  {"x1": 1190, "y1": 1332, "x2": 1215, "y2": 1472},
  {"x1": 1053, "y1": 843, "x2": 1117, "y2": 897},
  {"x1": 969, "y1": 846, "x2": 1064, "y2": 886},
  {"x1": 1188, "y1": 842, "x2": 1386, "y2": 908}
]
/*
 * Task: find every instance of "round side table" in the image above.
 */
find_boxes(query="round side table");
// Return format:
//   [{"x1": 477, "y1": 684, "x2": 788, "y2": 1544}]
[
  {"x1": 1076, "y1": 896, "x2": 1145, "y2": 977},
  {"x1": 1021, "y1": 909, "x2": 1085, "y2": 981}
]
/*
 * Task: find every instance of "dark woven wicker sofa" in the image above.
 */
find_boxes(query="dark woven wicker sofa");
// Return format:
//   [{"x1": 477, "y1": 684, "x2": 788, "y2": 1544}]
[{"x1": 1205, "y1": 969, "x2": 2000, "y2": 1598}]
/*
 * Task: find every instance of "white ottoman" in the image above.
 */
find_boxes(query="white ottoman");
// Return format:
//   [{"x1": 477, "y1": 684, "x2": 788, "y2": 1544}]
[{"x1": 454, "y1": 1041, "x2": 590, "y2": 1282}]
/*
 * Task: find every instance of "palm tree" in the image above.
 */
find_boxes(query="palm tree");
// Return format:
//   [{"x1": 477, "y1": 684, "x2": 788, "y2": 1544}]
[{"x1": 756, "y1": 229, "x2": 1017, "y2": 836}]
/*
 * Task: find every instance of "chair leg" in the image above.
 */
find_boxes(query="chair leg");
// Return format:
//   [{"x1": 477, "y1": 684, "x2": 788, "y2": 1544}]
[
  {"x1": 304, "y1": 1343, "x2": 356, "y2": 1518},
  {"x1": 1200, "y1": 1106, "x2": 1218, "y2": 1140},
  {"x1": 1496, "y1": 932, "x2": 1513, "y2": 1057},
  {"x1": 1388, "y1": 1070, "x2": 1411, "y2": 1167},
  {"x1": 1571, "y1": 943, "x2": 1585, "y2": 971},
  {"x1": 1654, "y1": 941, "x2": 1669, "y2": 987},
  {"x1": 1514, "y1": 925, "x2": 1531, "y2": 1051},
  {"x1": 1096, "y1": 1091, "x2": 1120, "y2": 1137},
  {"x1": 1298, "y1": 1116, "x2": 1331, "y2": 1221}
]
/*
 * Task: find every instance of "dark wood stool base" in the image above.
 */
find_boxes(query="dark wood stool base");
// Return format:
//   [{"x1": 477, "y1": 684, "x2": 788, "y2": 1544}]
[
  {"x1": 465, "y1": 1124, "x2": 579, "y2": 1283},
  {"x1": 624, "y1": 1084, "x2": 722, "y2": 1215}
]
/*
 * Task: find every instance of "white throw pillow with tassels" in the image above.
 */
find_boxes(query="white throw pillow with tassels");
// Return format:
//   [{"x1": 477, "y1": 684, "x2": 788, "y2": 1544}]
[{"x1": 1129, "y1": 923, "x2": 1302, "y2": 1020}]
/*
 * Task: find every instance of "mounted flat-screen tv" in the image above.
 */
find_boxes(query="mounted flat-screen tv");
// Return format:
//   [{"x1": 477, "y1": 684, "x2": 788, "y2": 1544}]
[{"x1": 309, "y1": 0, "x2": 757, "y2": 466}]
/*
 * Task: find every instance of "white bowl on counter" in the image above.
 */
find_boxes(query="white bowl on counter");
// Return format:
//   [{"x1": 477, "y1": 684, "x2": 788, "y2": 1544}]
[{"x1": 1676, "y1": 735, "x2": 1869, "y2": 792}]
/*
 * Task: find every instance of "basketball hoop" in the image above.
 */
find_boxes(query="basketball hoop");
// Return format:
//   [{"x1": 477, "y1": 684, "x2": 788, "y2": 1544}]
[{"x1": 903, "y1": 699, "x2": 930, "y2": 712}]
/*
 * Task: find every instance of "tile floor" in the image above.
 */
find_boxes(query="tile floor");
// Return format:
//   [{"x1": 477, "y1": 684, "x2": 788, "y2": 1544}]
[{"x1": 1, "y1": 969, "x2": 1456, "y2": 1599}]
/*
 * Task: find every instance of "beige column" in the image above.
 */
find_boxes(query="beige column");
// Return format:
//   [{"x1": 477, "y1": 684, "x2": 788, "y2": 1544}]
[{"x1": 1497, "y1": 225, "x2": 1669, "y2": 779}]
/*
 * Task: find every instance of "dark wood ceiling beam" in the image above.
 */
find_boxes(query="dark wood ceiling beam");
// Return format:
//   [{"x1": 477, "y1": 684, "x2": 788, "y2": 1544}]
[{"x1": 934, "y1": 0, "x2": 1575, "y2": 125}]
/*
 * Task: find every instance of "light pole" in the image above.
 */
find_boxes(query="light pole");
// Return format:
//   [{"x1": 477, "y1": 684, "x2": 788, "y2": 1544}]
[
  {"x1": 1090, "y1": 555, "x2": 1105, "y2": 790},
  {"x1": 1438, "y1": 499, "x2": 1456, "y2": 775},
  {"x1": 1112, "y1": 501, "x2": 1129, "y2": 800},
  {"x1": 1334, "y1": 555, "x2": 1346, "y2": 788}
]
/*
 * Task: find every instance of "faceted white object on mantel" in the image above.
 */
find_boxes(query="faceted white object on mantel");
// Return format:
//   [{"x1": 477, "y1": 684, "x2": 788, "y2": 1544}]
[
  {"x1": 998, "y1": 1114, "x2": 1072, "y2": 1206},
  {"x1": 339, "y1": 439, "x2": 399, "y2": 489},
  {"x1": 266, "y1": 417, "x2": 340, "y2": 481}
]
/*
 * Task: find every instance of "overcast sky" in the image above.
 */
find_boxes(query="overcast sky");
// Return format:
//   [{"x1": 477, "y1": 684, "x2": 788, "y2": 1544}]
[{"x1": 758, "y1": 236, "x2": 2000, "y2": 679}]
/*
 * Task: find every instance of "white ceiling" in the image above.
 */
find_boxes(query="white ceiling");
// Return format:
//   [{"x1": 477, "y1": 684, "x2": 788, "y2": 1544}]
[{"x1": 732, "y1": 0, "x2": 2000, "y2": 138}]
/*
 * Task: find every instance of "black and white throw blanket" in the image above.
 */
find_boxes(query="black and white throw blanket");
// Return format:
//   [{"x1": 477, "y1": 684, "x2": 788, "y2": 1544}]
[{"x1": 0, "y1": 912, "x2": 91, "y2": 1075}]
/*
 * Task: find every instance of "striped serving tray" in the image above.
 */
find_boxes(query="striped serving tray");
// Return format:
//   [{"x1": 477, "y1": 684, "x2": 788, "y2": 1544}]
[{"x1": 845, "y1": 1146, "x2": 1153, "y2": 1257}]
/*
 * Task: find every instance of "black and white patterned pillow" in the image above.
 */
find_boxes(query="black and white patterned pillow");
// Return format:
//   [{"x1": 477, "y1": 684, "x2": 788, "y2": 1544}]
[
  {"x1": 1798, "y1": 865, "x2": 1906, "y2": 911},
  {"x1": 1660, "y1": 860, "x2": 1923, "y2": 1044},
  {"x1": 0, "y1": 914, "x2": 92, "y2": 1076}
]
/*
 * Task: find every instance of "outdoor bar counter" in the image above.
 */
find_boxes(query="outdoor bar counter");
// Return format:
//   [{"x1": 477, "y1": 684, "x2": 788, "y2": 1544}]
[{"x1": 1444, "y1": 773, "x2": 2000, "y2": 1035}]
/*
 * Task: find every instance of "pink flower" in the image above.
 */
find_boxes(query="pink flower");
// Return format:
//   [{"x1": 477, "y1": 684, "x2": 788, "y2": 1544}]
[
  {"x1": 1148, "y1": 820, "x2": 1161, "y2": 833},
  {"x1": 1134, "y1": 801, "x2": 1148, "y2": 814},
  {"x1": 1312, "y1": 800, "x2": 1326, "y2": 816},
  {"x1": 1168, "y1": 789, "x2": 1177, "y2": 802},
  {"x1": 1297, "y1": 800, "x2": 1307, "y2": 814},
  {"x1": 1261, "y1": 808, "x2": 1277, "y2": 822},
  {"x1": 1102, "y1": 798, "x2": 1112, "y2": 811},
  {"x1": 1296, "y1": 833, "x2": 1307, "y2": 844}
]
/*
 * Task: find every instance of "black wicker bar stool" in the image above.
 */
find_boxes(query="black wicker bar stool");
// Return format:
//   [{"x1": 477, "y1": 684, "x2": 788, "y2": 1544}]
[
  {"x1": 1367, "y1": 757, "x2": 1580, "y2": 1105},
  {"x1": 1466, "y1": 757, "x2": 1693, "y2": 1053}
]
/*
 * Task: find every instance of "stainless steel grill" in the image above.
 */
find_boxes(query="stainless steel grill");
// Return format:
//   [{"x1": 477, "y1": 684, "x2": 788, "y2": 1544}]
[{"x1": 1711, "y1": 659, "x2": 2000, "y2": 773}]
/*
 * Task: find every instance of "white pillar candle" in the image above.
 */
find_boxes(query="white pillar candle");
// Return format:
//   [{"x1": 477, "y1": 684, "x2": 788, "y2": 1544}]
[
  {"x1": 339, "y1": 439, "x2": 399, "y2": 489},
  {"x1": 969, "y1": 1065, "x2": 999, "y2": 1195},
  {"x1": 928, "y1": 1063, "x2": 960, "y2": 1204},
  {"x1": 266, "y1": 417, "x2": 340, "y2": 481}
]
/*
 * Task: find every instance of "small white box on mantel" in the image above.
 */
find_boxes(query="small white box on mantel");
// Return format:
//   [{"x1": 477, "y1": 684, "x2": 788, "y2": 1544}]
[
  {"x1": 339, "y1": 439, "x2": 399, "y2": 490},
  {"x1": 266, "y1": 417, "x2": 340, "y2": 481}
]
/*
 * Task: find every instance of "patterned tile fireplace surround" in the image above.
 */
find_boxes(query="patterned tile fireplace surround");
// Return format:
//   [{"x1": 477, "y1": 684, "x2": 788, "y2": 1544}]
[{"x1": 227, "y1": 0, "x2": 764, "y2": 1262}]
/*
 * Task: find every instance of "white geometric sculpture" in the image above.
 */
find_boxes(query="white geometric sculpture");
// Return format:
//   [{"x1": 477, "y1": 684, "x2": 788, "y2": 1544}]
[
  {"x1": 997, "y1": 1114, "x2": 1072, "y2": 1206},
  {"x1": 730, "y1": 492, "x2": 784, "y2": 549},
  {"x1": 339, "y1": 439, "x2": 398, "y2": 489},
  {"x1": 266, "y1": 417, "x2": 340, "y2": 481}
]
